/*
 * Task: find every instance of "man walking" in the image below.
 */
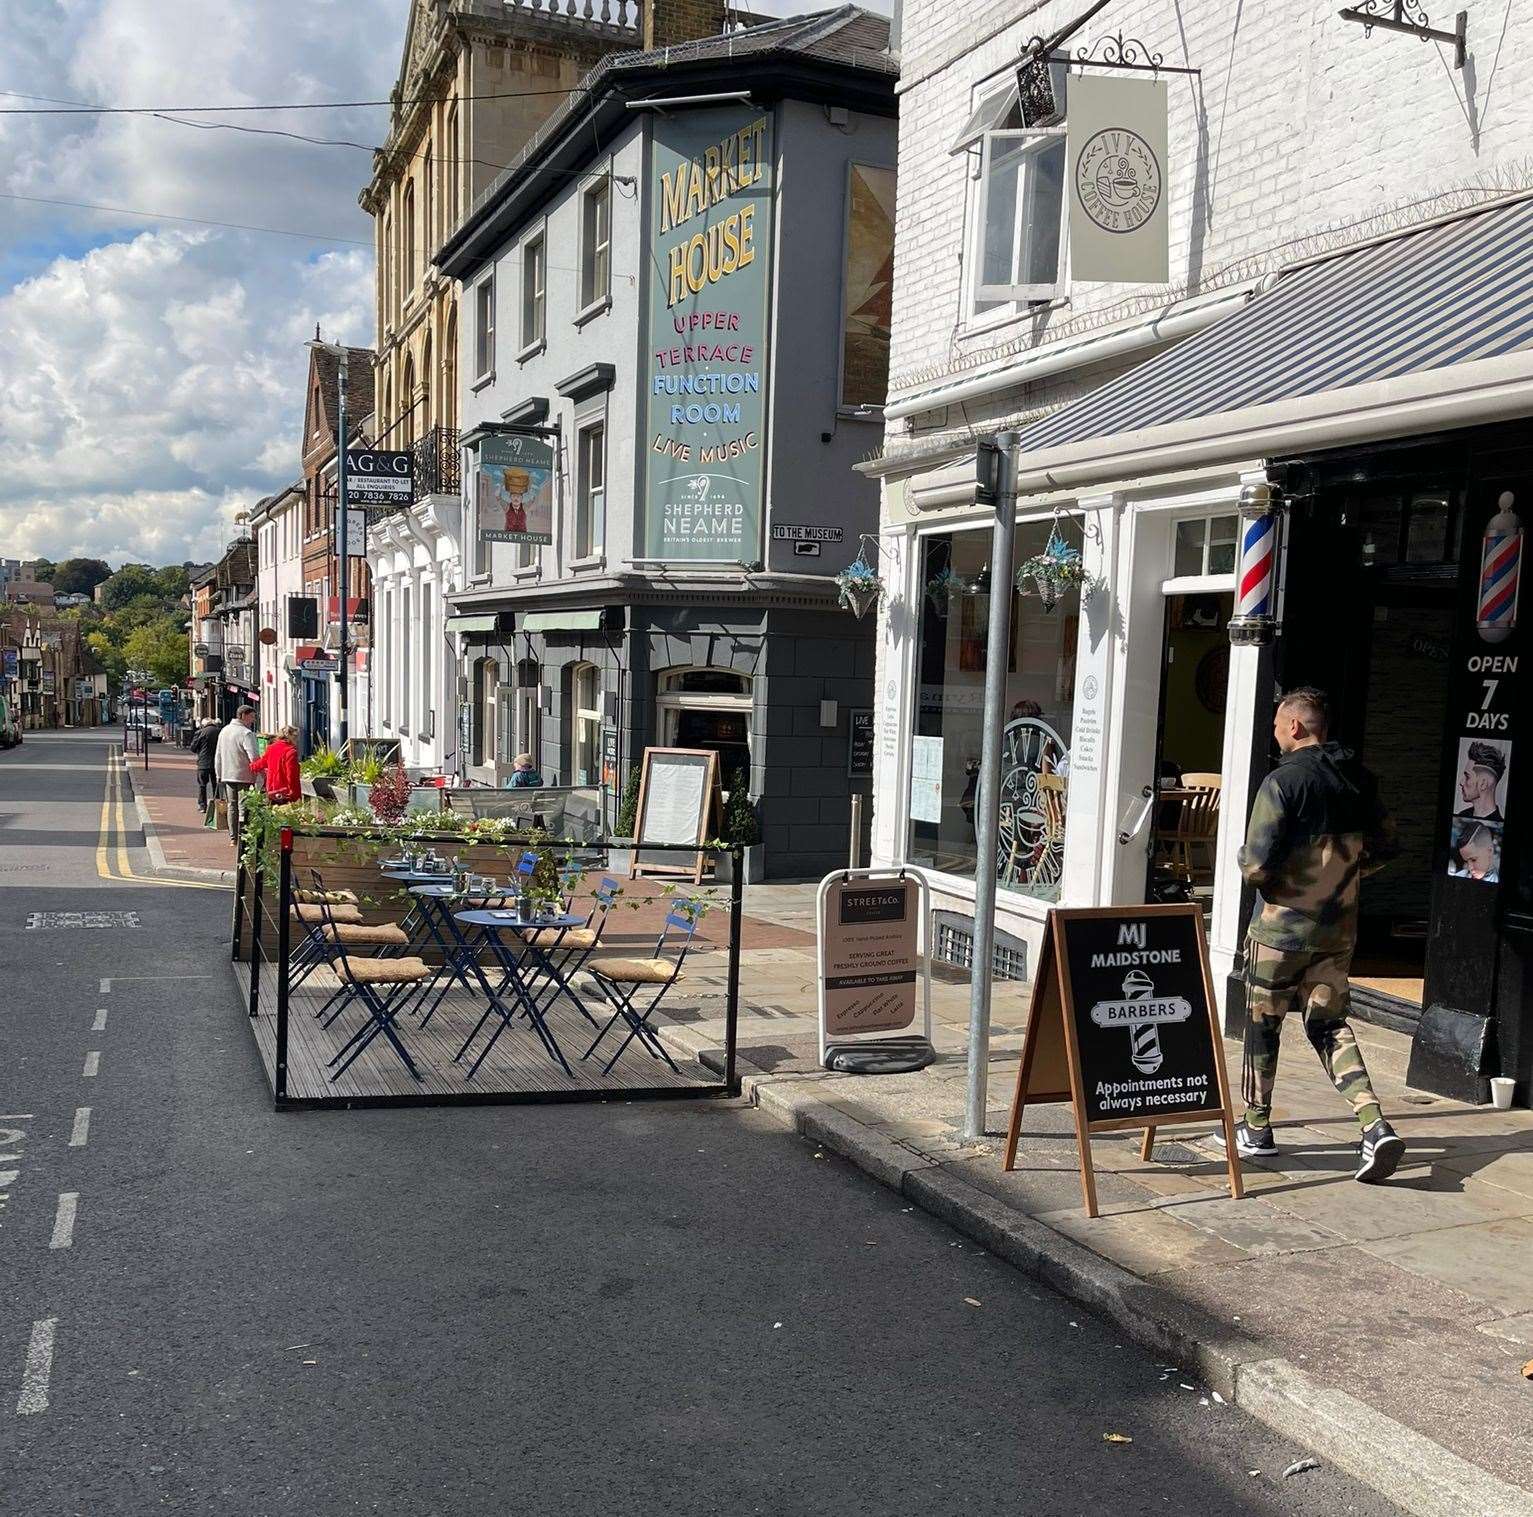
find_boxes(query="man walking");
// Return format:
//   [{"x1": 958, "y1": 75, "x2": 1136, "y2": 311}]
[
  {"x1": 215, "y1": 705, "x2": 262, "y2": 847},
  {"x1": 1221, "y1": 687, "x2": 1406, "y2": 1183},
  {"x1": 189, "y1": 717, "x2": 220, "y2": 810}
]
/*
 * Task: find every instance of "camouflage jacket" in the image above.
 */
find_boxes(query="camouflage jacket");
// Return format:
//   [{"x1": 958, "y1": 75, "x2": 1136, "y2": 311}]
[{"x1": 1240, "y1": 743, "x2": 1396, "y2": 952}]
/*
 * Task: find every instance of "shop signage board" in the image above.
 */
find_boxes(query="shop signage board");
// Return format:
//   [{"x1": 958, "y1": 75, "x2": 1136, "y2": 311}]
[
  {"x1": 1066, "y1": 74, "x2": 1169, "y2": 285},
  {"x1": 334, "y1": 506, "x2": 367, "y2": 557},
  {"x1": 476, "y1": 432, "x2": 554, "y2": 546},
  {"x1": 848, "y1": 709, "x2": 874, "y2": 777},
  {"x1": 1003, "y1": 904, "x2": 1242, "y2": 1217},
  {"x1": 298, "y1": 654, "x2": 340, "y2": 675},
  {"x1": 631, "y1": 746, "x2": 721, "y2": 885},
  {"x1": 642, "y1": 106, "x2": 773, "y2": 562},
  {"x1": 816, "y1": 869, "x2": 932, "y2": 1066},
  {"x1": 344, "y1": 447, "x2": 414, "y2": 507},
  {"x1": 3, "y1": 649, "x2": 19, "y2": 679}
]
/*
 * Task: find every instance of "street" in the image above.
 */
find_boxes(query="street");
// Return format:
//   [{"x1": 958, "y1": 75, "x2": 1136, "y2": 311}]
[{"x1": 0, "y1": 731, "x2": 1401, "y2": 1515}]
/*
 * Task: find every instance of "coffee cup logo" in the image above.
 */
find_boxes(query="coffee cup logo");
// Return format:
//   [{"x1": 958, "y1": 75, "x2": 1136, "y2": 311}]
[{"x1": 1075, "y1": 129, "x2": 1161, "y2": 234}]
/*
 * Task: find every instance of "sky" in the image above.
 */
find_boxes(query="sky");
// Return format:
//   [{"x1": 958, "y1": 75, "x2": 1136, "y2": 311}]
[{"x1": 0, "y1": 0, "x2": 887, "y2": 570}]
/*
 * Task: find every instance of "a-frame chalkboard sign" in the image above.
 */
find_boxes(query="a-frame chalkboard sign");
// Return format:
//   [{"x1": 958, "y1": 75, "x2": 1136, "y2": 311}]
[{"x1": 1003, "y1": 904, "x2": 1242, "y2": 1218}]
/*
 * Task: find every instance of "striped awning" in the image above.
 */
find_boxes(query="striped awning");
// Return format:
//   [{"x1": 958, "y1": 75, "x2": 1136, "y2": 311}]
[{"x1": 1011, "y1": 195, "x2": 1533, "y2": 471}]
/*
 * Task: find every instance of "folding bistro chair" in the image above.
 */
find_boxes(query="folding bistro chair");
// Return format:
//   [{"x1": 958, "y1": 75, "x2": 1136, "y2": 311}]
[
  {"x1": 525, "y1": 875, "x2": 620, "y2": 1027},
  {"x1": 581, "y1": 898, "x2": 702, "y2": 1075},
  {"x1": 288, "y1": 895, "x2": 366, "y2": 989}
]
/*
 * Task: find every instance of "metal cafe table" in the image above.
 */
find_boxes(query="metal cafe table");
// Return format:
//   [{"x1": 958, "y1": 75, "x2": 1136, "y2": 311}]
[{"x1": 451, "y1": 907, "x2": 589, "y2": 1080}]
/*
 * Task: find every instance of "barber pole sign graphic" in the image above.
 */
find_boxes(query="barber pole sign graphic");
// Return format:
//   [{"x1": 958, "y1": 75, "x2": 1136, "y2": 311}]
[
  {"x1": 1236, "y1": 511, "x2": 1276, "y2": 618},
  {"x1": 1477, "y1": 492, "x2": 1523, "y2": 645}
]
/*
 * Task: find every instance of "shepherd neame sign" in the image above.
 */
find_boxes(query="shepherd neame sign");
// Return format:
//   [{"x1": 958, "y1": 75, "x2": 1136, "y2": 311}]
[{"x1": 643, "y1": 107, "x2": 772, "y2": 563}]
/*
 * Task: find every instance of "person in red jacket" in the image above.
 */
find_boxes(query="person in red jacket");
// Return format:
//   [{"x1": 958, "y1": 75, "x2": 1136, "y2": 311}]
[{"x1": 251, "y1": 724, "x2": 302, "y2": 804}]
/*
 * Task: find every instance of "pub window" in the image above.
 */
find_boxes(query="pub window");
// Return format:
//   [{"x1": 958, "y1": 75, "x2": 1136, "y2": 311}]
[
  {"x1": 580, "y1": 178, "x2": 611, "y2": 311},
  {"x1": 908, "y1": 523, "x2": 1081, "y2": 900},
  {"x1": 521, "y1": 230, "x2": 546, "y2": 351},
  {"x1": 474, "y1": 274, "x2": 496, "y2": 379},
  {"x1": 575, "y1": 420, "x2": 606, "y2": 560}
]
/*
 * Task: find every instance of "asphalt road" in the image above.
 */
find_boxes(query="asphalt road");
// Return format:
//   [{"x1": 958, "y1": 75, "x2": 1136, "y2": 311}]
[{"x1": 0, "y1": 730, "x2": 1402, "y2": 1516}]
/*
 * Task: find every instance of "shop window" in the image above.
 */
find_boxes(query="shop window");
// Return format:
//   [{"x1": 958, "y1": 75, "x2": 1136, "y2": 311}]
[
  {"x1": 1344, "y1": 491, "x2": 1461, "y2": 568},
  {"x1": 473, "y1": 655, "x2": 496, "y2": 766},
  {"x1": 909, "y1": 524, "x2": 1081, "y2": 900},
  {"x1": 1173, "y1": 514, "x2": 1240, "y2": 578}
]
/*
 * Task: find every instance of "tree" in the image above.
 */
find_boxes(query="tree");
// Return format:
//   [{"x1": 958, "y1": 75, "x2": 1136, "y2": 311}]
[
  {"x1": 122, "y1": 617, "x2": 189, "y2": 688},
  {"x1": 50, "y1": 558, "x2": 112, "y2": 597},
  {"x1": 86, "y1": 629, "x2": 127, "y2": 687},
  {"x1": 99, "y1": 565, "x2": 164, "y2": 612},
  {"x1": 29, "y1": 557, "x2": 56, "y2": 583},
  {"x1": 154, "y1": 565, "x2": 190, "y2": 602}
]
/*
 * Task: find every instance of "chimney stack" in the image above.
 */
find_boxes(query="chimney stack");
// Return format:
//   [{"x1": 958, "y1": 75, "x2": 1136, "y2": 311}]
[{"x1": 642, "y1": 0, "x2": 730, "y2": 49}]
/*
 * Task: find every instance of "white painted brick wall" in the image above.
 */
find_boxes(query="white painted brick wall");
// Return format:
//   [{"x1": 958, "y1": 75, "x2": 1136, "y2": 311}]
[{"x1": 887, "y1": 0, "x2": 1533, "y2": 449}]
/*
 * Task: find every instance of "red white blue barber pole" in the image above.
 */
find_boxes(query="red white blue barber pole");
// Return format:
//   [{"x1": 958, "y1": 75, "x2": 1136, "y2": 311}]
[
  {"x1": 1228, "y1": 480, "x2": 1283, "y2": 646},
  {"x1": 1476, "y1": 492, "x2": 1523, "y2": 646}
]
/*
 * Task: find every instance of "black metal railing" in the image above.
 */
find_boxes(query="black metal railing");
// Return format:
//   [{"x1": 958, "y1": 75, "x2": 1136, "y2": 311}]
[{"x1": 410, "y1": 426, "x2": 461, "y2": 500}]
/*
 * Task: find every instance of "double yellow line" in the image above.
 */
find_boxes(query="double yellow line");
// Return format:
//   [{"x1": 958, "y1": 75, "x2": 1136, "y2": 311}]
[{"x1": 97, "y1": 748, "x2": 227, "y2": 890}]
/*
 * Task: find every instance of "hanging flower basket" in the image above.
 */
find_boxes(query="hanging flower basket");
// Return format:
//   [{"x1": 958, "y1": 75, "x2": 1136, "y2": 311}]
[
  {"x1": 834, "y1": 558, "x2": 884, "y2": 619},
  {"x1": 923, "y1": 565, "x2": 957, "y2": 611},
  {"x1": 1016, "y1": 530, "x2": 1091, "y2": 613}
]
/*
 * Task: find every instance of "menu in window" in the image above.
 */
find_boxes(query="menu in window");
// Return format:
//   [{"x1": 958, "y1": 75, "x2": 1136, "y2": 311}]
[{"x1": 910, "y1": 735, "x2": 943, "y2": 823}]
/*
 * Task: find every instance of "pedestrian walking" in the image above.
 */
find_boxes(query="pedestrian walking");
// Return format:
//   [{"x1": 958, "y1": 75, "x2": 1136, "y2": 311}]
[
  {"x1": 1219, "y1": 686, "x2": 1406, "y2": 1183},
  {"x1": 251, "y1": 724, "x2": 302, "y2": 804},
  {"x1": 505, "y1": 753, "x2": 544, "y2": 788},
  {"x1": 189, "y1": 717, "x2": 220, "y2": 809},
  {"x1": 215, "y1": 705, "x2": 262, "y2": 846}
]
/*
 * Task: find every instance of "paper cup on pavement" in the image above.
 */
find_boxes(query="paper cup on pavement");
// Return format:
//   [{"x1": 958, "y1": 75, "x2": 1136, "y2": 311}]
[{"x1": 1490, "y1": 1077, "x2": 1515, "y2": 1111}]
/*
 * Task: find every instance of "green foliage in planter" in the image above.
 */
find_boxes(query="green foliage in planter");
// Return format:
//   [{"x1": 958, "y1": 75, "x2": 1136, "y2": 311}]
[
  {"x1": 301, "y1": 745, "x2": 347, "y2": 779},
  {"x1": 616, "y1": 766, "x2": 642, "y2": 836},
  {"x1": 722, "y1": 770, "x2": 761, "y2": 847}
]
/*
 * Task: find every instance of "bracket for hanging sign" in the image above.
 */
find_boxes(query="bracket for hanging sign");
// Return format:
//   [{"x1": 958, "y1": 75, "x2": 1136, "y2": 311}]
[
  {"x1": 1337, "y1": 1, "x2": 1466, "y2": 69},
  {"x1": 1065, "y1": 31, "x2": 1201, "y2": 76}
]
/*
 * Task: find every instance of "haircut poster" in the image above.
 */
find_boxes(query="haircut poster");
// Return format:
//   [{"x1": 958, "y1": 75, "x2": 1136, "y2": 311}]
[
  {"x1": 643, "y1": 106, "x2": 772, "y2": 562},
  {"x1": 477, "y1": 432, "x2": 554, "y2": 546}
]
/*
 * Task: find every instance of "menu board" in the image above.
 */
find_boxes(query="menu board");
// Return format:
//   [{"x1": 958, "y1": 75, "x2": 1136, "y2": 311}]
[
  {"x1": 632, "y1": 747, "x2": 719, "y2": 883},
  {"x1": 848, "y1": 709, "x2": 874, "y2": 778},
  {"x1": 1003, "y1": 904, "x2": 1241, "y2": 1218}
]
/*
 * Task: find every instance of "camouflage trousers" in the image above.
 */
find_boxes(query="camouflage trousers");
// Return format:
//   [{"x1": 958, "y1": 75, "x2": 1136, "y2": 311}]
[{"x1": 1241, "y1": 938, "x2": 1382, "y2": 1131}]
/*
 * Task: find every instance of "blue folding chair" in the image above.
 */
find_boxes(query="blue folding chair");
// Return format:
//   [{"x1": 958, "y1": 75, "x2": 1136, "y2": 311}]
[
  {"x1": 580, "y1": 898, "x2": 701, "y2": 1075},
  {"x1": 524, "y1": 875, "x2": 621, "y2": 1027}
]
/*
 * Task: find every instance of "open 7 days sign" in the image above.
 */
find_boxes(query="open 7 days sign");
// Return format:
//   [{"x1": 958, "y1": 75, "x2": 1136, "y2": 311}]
[{"x1": 1003, "y1": 904, "x2": 1243, "y2": 1217}]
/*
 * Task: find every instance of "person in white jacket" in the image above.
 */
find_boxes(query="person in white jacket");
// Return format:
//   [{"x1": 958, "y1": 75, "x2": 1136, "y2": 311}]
[{"x1": 215, "y1": 705, "x2": 262, "y2": 846}]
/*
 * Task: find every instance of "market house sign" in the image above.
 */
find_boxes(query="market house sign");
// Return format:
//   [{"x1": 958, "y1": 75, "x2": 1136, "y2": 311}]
[{"x1": 644, "y1": 107, "x2": 773, "y2": 562}]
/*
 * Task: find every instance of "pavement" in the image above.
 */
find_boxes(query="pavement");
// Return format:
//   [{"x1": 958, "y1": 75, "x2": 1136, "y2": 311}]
[
  {"x1": 1, "y1": 728, "x2": 1407, "y2": 1515},
  {"x1": 116, "y1": 735, "x2": 237, "y2": 881},
  {"x1": 658, "y1": 889, "x2": 1533, "y2": 1517}
]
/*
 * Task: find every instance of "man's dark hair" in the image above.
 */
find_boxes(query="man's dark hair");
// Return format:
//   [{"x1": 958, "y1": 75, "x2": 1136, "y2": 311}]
[
  {"x1": 1466, "y1": 740, "x2": 1507, "y2": 781},
  {"x1": 1278, "y1": 686, "x2": 1330, "y2": 737}
]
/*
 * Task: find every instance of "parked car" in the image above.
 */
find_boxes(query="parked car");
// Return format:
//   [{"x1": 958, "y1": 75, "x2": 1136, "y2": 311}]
[
  {"x1": 125, "y1": 712, "x2": 164, "y2": 743},
  {"x1": 0, "y1": 697, "x2": 20, "y2": 749}
]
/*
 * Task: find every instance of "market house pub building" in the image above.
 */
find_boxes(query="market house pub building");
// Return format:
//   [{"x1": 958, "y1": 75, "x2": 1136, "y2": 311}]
[{"x1": 433, "y1": 9, "x2": 898, "y2": 879}]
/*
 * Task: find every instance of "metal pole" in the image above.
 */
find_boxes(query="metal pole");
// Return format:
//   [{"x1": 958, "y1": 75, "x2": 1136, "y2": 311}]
[
  {"x1": 849, "y1": 793, "x2": 863, "y2": 870},
  {"x1": 725, "y1": 845, "x2": 744, "y2": 1094},
  {"x1": 962, "y1": 431, "x2": 1020, "y2": 1141},
  {"x1": 337, "y1": 350, "x2": 351, "y2": 754}
]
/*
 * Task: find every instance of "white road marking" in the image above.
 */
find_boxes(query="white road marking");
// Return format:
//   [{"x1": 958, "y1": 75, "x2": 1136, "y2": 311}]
[
  {"x1": 0, "y1": 1115, "x2": 34, "y2": 1122},
  {"x1": 68, "y1": 1108, "x2": 91, "y2": 1149},
  {"x1": 49, "y1": 1193, "x2": 78, "y2": 1250},
  {"x1": 91, "y1": 1010, "x2": 107, "y2": 1032},
  {"x1": 16, "y1": 1318, "x2": 57, "y2": 1415},
  {"x1": 99, "y1": 979, "x2": 111, "y2": 993},
  {"x1": 81, "y1": 1053, "x2": 100, "y2": 1078}
]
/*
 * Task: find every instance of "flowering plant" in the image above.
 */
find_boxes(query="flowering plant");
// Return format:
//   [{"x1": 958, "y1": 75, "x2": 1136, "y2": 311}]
[
  {"x1": 834, "y1": 556, "x2": 883, "y2": 618},
  {"x1": 368, "y1": 763, "x2": 412, "y2": 824},
  {"x1": 1016, "y1": 531, "x2": 1092, "y2": 612}
]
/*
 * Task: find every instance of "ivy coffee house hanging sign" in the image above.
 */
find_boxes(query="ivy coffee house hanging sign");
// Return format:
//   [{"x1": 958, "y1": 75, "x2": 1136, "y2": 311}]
[{"x1": 643, "y1": 106, "x2": 773, "y2": 562}]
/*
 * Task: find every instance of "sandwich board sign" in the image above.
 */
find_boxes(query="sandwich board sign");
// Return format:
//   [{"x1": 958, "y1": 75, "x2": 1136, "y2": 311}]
[
  {"x1": 630, "y1": 746, "x2": 721, "y2": 885},
  {"x1": 816, "y1": 868, "x2": 933, "y2": 1070},
  {"x1": 1003, "y1": 903, "x2": 1242, "y2": 1217}
]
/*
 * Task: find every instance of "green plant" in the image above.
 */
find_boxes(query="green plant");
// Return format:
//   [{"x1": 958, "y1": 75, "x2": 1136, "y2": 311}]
[
  {"x1": 616, "y1": 767, "x2": 642, "y2": 836},
  {"x1": 722, "y1": 770, "x2": 761, "y2": 847},
  {"x1": 351, "y1": 753, "x2": 386, "y2": 786},
  {"x1": 301, "y1": 745, "x2": 347, "y2": 779}
]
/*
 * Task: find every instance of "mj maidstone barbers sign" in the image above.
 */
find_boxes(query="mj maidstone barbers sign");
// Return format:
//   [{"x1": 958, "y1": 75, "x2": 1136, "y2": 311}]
[{"x1": 643, "y1": 106, "x2": 772, "y2": 562}]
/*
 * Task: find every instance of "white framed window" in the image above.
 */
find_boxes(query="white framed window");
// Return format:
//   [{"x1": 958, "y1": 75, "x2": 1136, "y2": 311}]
[
  {"x1": 1171, "y1": 513, "x2": 1240, "y2": 580},
  {"x1": 580, "y1": 178, "x2": 611, "y2": 311},
  {"x1": 974, "y1": 128, "x2": 1067, "y2": 306},
  {"x1": 572, "y1": 662, "x2": 601, "y2": 787},
  {"x1": 575, "y1": 421, "x2": 606, "y2": 560},
  {"x1": 474, "y1": 275, "x2": 495, "y2": 379},
  {"x1": 521, "y1": 231, "x2": 546, "y2": 352},
  {"x1": 418, "y1": 580, "x2": 433, "y2": 741},
  {"x1": 515, "y1": 658, "x2": 541, "y2": 766}
]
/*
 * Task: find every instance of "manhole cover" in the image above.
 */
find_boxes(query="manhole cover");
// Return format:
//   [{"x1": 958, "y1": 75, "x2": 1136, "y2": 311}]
[{"x1": 25, "y1": 911, "x2": 141, "y2": 930}]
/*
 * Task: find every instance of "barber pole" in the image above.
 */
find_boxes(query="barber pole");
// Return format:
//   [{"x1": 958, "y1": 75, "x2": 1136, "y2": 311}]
[
  {"x1": 1477, "y1": 492, "x2": 1523, "y2": 646},
  {"x1": 1228, "y1": 480, "x2": 1284, "y2": 647}
]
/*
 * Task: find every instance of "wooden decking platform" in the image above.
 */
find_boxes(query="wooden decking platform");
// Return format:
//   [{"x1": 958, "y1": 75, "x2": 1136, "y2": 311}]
[{"x1": 232, "y1": 958, "x2": 726, "y2": 1108}]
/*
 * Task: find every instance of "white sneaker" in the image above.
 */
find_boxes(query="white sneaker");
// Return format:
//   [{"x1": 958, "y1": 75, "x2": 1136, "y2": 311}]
[{"x1": 1209, "y1": 1121, "x2": 1279, "y2": 1158}]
